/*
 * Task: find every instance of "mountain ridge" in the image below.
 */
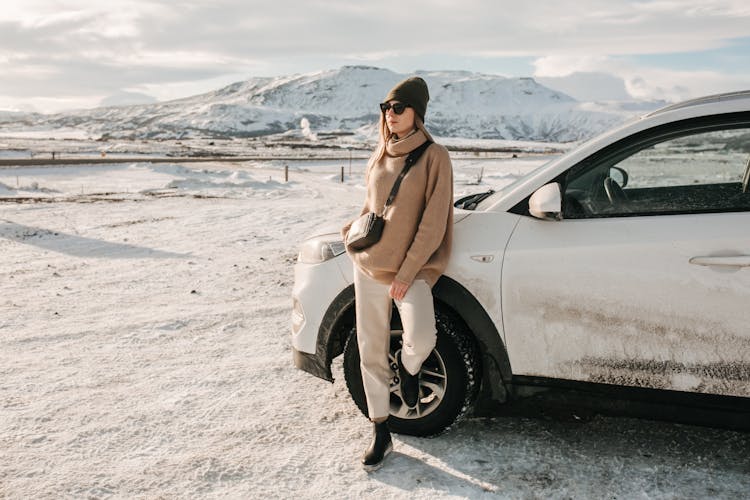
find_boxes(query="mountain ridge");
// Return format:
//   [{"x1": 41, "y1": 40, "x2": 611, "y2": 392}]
[{"x1": 0, "y1": 66, "x2": 660, "y2": 143}]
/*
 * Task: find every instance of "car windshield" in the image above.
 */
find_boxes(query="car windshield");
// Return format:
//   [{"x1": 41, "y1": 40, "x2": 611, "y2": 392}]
[{"x1": 472, "y1": 159, "x2": 555, "y2": 210}]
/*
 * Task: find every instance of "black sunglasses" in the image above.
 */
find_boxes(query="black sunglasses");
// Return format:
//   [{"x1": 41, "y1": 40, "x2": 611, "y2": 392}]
[{"x1": 379, "y1": 102, "x2": 411, "y2": 115}]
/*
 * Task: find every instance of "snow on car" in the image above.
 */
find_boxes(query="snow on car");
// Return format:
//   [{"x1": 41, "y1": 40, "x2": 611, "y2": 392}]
[{"x1": 292, "y1": 91, "x2": 750, "y2": 435}]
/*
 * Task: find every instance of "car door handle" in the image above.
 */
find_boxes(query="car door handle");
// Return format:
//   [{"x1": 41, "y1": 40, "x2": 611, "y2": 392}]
[{"x1": 689, "y1": 255, "x2": 750, "y2": 268}]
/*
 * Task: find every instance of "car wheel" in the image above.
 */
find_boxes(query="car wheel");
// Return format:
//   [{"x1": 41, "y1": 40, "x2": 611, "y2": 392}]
[{"x1": 342, "y1": 307, "x2": 480, "y2": 437}]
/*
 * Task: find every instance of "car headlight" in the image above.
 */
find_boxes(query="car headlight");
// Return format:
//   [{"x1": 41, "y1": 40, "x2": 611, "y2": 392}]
[{"x1": 297, "y1": 236, "x2": 346, "y2": 264}]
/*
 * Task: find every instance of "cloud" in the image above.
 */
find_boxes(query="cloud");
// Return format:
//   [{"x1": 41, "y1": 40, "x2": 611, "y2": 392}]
[
  {"x1": 533, "y1": 54, "x2": 750, "y2": 102},
  {"x1": 99, "y1": 91, "x2": 157, "y2": 107},
  {"x1": 620, "y1": 68, "x2": 749, "y2": 101},
  {"x1": 536, "y1": 73, "x2": 632, "y2": 102},
  {"x1": 2, "y1": 0, "x2": 750, "y2": 111},
  {"x1": 533, "y1": 56, "x2": 612, "y2": 78}
]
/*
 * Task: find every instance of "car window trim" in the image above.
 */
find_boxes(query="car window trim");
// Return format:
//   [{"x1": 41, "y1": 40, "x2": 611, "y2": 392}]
[
  {"x1": 567, "y1": 112, "x2": 750, "y2": 181},
  {"x1": 561, "y1": 111, "x2": 750, "y2": 219}
]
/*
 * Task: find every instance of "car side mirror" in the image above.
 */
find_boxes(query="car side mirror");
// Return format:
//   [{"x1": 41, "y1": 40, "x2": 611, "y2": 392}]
[
  {"x1": 609, "y1": 166, "x2": 629, "y2": 187},
  {"x1": 529, "y1": 182, "x2": 562, "y2": 221}
]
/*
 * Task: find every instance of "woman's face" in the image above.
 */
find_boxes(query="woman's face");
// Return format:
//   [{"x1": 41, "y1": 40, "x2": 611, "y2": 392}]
[{"x1": 383, "y1": 100, "x2": 416, "y2": 138}]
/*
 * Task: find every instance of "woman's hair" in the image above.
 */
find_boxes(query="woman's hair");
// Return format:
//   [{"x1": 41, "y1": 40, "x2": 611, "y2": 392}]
[
  {"x1": 369, "y1": 113, "x2": 435, "y2": 167},
  {"x1": 369, "y1": 112, "x2": 392, "y2": 165}
]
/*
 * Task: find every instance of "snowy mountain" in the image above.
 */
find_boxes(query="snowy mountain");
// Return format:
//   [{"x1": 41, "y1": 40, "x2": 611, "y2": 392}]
[
  {"x1": 0, "y1": 110, "x2": 41, "y2": 125},
  {"x1": 0, "y1": 66, "x2": 654, "y2": 143}
]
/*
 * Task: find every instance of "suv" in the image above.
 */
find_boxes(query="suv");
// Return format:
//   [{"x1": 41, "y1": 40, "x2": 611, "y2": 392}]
[{"x1": 292, "y1": 91, "x2": 750, "y2": 435}]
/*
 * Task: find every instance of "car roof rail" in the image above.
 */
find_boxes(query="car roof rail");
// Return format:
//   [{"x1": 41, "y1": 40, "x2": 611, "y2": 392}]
[{"x1": 644, "y1": 90, "x2": 750, "y2": 118}]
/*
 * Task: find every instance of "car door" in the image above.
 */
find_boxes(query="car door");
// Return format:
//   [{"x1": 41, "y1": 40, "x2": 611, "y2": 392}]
[{"x1": 501, "y1": 117, "x2": 750, "y2": 398}]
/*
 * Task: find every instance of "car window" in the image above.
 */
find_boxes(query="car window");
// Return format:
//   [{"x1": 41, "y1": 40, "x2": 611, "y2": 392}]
[{"x1": 563, "y1": 127, "x2": 750, "y2": 218}]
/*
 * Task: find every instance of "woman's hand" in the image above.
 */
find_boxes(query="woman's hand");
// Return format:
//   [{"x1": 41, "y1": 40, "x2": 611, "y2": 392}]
[{"x1": 389, "y1": 279, "x2": 410, "y2": 301}]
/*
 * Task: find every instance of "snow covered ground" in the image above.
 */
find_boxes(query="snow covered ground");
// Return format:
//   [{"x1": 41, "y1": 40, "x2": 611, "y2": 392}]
[{"x1": 1, "y1": 158, "x2": 748, "y2": 499}]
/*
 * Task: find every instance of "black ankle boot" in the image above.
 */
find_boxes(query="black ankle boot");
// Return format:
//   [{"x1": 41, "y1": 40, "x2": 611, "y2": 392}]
[
  {"x1": 362, "y1": 420, "x2": 392, "y2": 471},
  {"x1": 398, "y1": 353, "x2": 420, "y2": 409}
]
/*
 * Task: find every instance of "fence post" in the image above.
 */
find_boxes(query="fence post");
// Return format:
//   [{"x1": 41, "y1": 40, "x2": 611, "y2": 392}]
[
  {"x1": 340, "y1": 166, "x2": 344, "y2": 183},
  {"x1": 284, "y1": 165, "x2": 289, "y2": 182}
]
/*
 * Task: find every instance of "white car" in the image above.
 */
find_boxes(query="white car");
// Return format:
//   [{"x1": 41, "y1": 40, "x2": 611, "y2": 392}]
[{"x1": 292, "y1": 91, "x2": 750, "y2": 435}]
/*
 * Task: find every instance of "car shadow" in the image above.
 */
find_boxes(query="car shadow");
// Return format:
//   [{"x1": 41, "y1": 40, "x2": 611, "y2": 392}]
[
  {"x1": 0, "y1": 221, "x2": 188, "y2": 259},
  {"x1": 374, "y1": 415, "x2": 750, "y2": 498}
]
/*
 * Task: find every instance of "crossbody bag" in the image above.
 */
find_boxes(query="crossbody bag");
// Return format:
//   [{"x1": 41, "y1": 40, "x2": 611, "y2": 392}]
[{"x1": 346, "y1": 140, "x2": 433, "y2": 251}]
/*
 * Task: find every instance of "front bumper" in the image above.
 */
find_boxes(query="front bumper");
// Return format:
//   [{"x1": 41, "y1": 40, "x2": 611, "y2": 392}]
[
  {"x1": 293, "y1": 347, "x2": 333, "y2": 382},
  {"x1": 291, "y1": 254, "x2": 353, "y2": 381},
  {"x1": 291, "y1": 256, "x2": 348, "y2": 353}
]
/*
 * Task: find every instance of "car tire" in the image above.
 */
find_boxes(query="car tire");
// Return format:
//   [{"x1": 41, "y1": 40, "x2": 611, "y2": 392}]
[{"x1": 342, "y1": 306, "x2": 480, "y2": 437}]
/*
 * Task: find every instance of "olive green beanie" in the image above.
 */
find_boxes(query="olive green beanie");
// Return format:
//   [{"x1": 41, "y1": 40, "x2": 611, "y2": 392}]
[{"x1": 383, "y1": 76, "x2": 430, "y2": 121}]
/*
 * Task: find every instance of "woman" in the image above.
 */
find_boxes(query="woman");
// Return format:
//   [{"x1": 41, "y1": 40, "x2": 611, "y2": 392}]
[{"x1": 341, "y1": 76, "x2": 454, "y2": 471}]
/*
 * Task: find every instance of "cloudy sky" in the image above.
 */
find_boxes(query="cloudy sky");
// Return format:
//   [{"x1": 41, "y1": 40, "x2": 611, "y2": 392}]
[{"x1": 2, "y1": 0, "x2": 750, "y2": 113}]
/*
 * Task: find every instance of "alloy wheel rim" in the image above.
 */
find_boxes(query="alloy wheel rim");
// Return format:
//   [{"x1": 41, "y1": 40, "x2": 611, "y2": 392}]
[{"x1": 388, "y1": 330, "x2": 447, "y2": 419}]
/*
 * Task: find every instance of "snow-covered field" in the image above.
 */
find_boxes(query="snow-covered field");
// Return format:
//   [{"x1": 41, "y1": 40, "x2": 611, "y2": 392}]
[{"x1": 1, "y1": 158, "x2": 748, "y2": 499}]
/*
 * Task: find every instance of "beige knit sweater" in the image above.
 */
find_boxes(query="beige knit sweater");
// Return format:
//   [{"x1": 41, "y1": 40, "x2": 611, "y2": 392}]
[{"x1": 342, "y1": 128, "x2": 453, "y2": 287}]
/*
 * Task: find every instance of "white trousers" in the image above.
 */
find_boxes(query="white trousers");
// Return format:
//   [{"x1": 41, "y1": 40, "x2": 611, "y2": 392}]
[{"x1": 353, "y1": 266, "x2": 437, "y2": 420}]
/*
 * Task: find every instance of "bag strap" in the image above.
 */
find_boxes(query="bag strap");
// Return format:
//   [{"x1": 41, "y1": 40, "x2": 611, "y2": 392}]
[{"x1": 383, "y1": 140, "x2": 433, "y2": 211}]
